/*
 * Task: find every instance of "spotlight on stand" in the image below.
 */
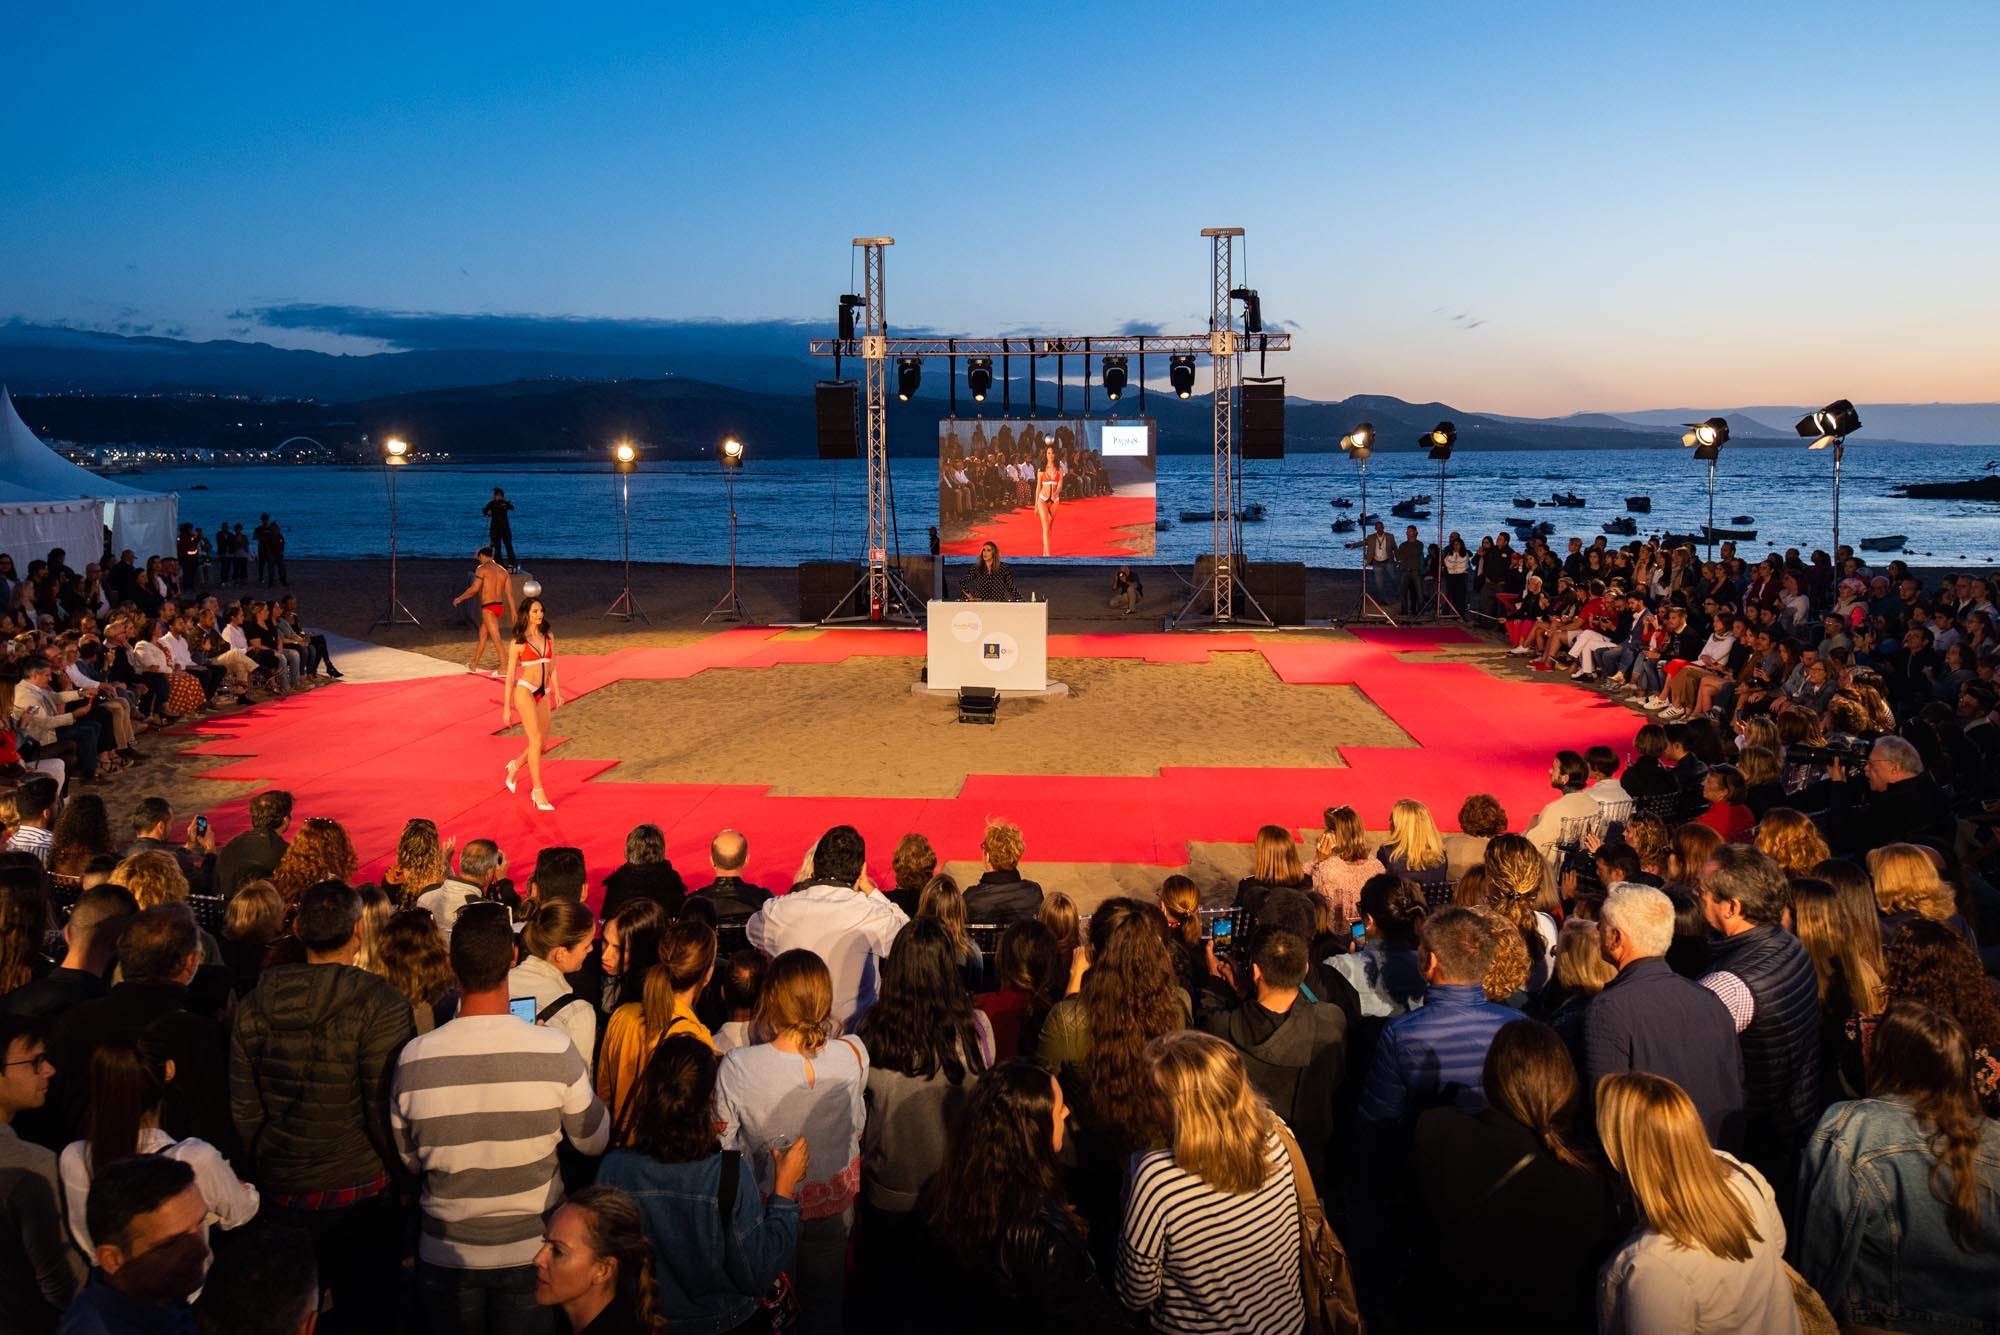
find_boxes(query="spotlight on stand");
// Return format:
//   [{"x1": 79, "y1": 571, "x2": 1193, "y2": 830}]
[
  {"x1": 706, "y1": 436, "x2": 746, "y2": 622},
  {"x1": 720, "y1": 436, "x2": 744, "y2": 468},
  {"x1": 1795, "y1": 398, "x2": 1862, "y2": 556},
  {"x1": 1340, "y1": 423, "x2": 1393, "y2": 624},
  {"x1": 1681, "y1": 416, "x2": 1729, "y2": 461},
  {"x1": 1228, "y1": 287, "x2": 1263, "y2": 334},
  {"x1": 966, "y1": 357, "x2": 993, "y2": 403},
  {"x1": 1339, "y1": 422, "x2": 1375, "y2": 460},
  {"x1": 384, "y1": 436, "x2": 409, "y2": 465},
  {"x1": 1101, "y1": 355, "x2": 1128, "y2": 401},
  {"x1": 1169, "y1": 354, "x2": 1197, "y2": 399},
  {"x1": 372, "y1": 437, "x2": 418, "y2": 627},
  {"x1": 613, "y1": 440, "x2": 637, "y2": 473},
  {"x1": 896, "y1": 357, "x2": 922, "y2": 401},
  {"x1": 1423, "y1": 421, "x2": 1456, "y2": 460},
  {"x1": 604, "y1": 440, "x2": 647, "y2": 623}
]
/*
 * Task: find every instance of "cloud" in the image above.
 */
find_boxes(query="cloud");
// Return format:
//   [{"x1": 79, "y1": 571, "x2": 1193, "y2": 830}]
[{"x1": 1115, "y1": 319, "x2": 1165, "y2": 336}]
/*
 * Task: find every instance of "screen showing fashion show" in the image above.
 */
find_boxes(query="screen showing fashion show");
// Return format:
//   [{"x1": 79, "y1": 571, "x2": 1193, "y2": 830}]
[{"x1": 938, "y1": 418, "x2": 1157, "y2": 559}]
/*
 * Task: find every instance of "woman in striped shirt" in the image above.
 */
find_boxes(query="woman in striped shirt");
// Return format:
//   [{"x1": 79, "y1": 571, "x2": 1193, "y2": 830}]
[{"x1": 1116, "y1": 1031, "x2": 1304, "y2": 1334}]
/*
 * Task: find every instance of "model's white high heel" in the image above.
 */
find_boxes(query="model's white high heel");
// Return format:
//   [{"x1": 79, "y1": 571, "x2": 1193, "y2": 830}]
[
  {"x1": 532, "y1": 788, "x2": 554, "y2": 812},
  {"x1": 505, "y1": 760, "x2": 521, "y2": 794}
]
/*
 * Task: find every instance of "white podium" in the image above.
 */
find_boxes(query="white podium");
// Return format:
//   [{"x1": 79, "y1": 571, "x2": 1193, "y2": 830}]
[{"x1": 925, "y1": 599, "x2": 1048, "y2": 692}]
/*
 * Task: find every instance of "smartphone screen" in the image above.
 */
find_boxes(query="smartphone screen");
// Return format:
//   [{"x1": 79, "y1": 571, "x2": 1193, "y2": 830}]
[
  {"x1": 1210, "y1": 919, "x2": 1233, "y2": 943},
  {"x1": 508, "y1": 996, "x2": 537, "y2": 1023},
  {"x1": 1351, "y1": 922, "x2": 1367, "y2": 940}
]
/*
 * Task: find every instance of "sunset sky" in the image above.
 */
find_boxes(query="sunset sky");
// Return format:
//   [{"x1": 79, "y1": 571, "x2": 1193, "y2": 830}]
[{"x1": 4, "y1": 1, "x2": 1994, "y2": 415}]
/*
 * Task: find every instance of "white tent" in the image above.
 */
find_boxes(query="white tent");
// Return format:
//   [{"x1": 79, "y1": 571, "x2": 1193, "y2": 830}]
[{"x1": 0, "y1": 385, "x2": 178, "y2": 570}]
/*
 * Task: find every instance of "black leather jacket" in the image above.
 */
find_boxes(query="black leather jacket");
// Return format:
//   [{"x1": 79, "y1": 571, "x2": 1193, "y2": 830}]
[{"x1": 923, "y1": 1200, "x2": 1135, "y2": 1333}]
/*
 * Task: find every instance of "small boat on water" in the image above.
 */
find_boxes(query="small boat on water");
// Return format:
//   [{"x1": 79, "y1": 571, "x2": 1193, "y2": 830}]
[
  {"x1": 1390, "y1": 499, "x2": 1430, "y2": 519},
  {"x1": 1330, "y1": 497, "x2": 1353, "y2": 508},
  {"x1": 1602, "y1": 516, "x2": 1637, "y2": 536},
  {"x1": 1625, "y1": 495, "x2": 1651, "y2": 513},
  {"x1": 1703, "y1": 525, "x2": 1757, "y2": 541},
  {"x1": 1358, "y1": 512, "x2": 1380, "y2": 524},
  {"x1": 1513, "y1": 497, "x2": 1537, "y2": 509},
  {"x1": 1662, "y1": 532, "x2": 1704, "y2": 547},
  {"x1": 1332, "y1": 518, "x2": 1357, "y2": 533},
  {"x1": 1178, "y1": 502, "x2": 1267, "y2": 523},
  {"x1": 1859, "y1": 535, "x2": 1908, "y2": 552},
  {"x1": 1409, "y1": 493, "x2": 1432, "y2": 504},
  {"x1": 1547, "y1": 491, "x2": 1587, "y2": 507},
  {"x1": 1729, "y1": 514, "x2": 1755, "y2": 525}
]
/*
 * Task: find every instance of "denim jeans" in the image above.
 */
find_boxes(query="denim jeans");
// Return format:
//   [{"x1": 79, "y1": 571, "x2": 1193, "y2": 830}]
[
  {"x1": 417, "y1": 1261, "x2": 554, "y2": 1335},
  {"x1": 1370, "y1": 562, "x2": 1396, "y2": 603},
  {"x1": 792, "y1": 1211, "x2": 850, "y2": 1335}
]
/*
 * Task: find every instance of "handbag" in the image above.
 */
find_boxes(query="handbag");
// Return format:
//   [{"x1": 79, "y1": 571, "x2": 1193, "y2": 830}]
[
  {"x1": 1271, "y1": 1121, "x2": 1364, "y2": 1335},
  {"x1": 719, "y1": 1149, "x2": 800, "y2": 1332}
]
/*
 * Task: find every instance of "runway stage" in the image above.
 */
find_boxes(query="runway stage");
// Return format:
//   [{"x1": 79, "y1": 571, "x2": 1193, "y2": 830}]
[{"x1": 170, "y1": 625, "x2": 1636, "y2": 911}]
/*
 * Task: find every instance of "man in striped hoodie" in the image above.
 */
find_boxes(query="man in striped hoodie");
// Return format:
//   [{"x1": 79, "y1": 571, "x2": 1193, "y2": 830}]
[{"x1": 392, "y1": 901, "x2": 609, "y2": 1335}]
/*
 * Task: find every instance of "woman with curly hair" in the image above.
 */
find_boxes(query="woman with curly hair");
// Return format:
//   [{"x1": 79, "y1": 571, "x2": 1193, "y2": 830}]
[
  {"x1": 1472, "y1": 905, "x2": 1532, "y2": 1005},
  {"x1": 1845, "y1": 919, "x2": 2000, "y2": 1116},
  {"x1": 1442, "y1": 794, "x2": 1507, "y2": 881},
  {"x1": 533, "y1": 1184, "x2": 668, "y2": 1333},
  {"x1": 919, "y1": 1059, "x2": 1124, "y2": 1329},
  {"x1": 853, "y1": 918, "x2": 993, "y2": 1320},
  {"x1": 47, "y1": 792, "x2": 115, "y2": 879},
  {"x1": 1308, "y1": 805, "x2": 1386, "y2": 934},
  {"x1": 376, "y1": 908, "x2": 457, "y2": 1033},
  {"x1": 1480, "y1": 833, "x2": 1560, "y2": 992},
  {"x1": 1868, "y1": 843, "x2": 1962, "y2": 943},
  {"x1": 885, "y1": 832, "x2": 937, "y2": 917},
  {"x1": 384, "y1": 817, "x2": 449, "y2": 908},
  {"x1": 1753, "y1": 807, "x2": 1831, "y2": 880},
  {"x1": 272, "y1": 816, "x2": 359, "y2": 906}
]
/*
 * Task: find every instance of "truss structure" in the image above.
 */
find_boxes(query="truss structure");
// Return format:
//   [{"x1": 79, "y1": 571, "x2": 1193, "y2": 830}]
[{"x1": 807, "y1": 231, "x2": 1291, "y2": 630}]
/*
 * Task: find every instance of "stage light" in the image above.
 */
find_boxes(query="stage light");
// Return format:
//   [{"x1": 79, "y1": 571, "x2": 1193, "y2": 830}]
[
  {"x1": 1423, "y1": 420, "x2": 1456, "y2": 460},
  {"x1": 383, "y1": 437, "x2": 409, "y2": 465},
  {"x1": 606, "y1": 442, "x2": 645, "y2": 622},
  {"x1": 966, "y1": 357, "x2": 993, "y2": 402},
  {"x1": 896, "y1": 358, "x2": 922, "y2": 401},
  {"x1": 371, "y1": 438, "x2": 417, "y2": 626},
  {"x1": 1169, "y1": 354, "x2": 1197, "y2": 399},
  {"x1": 706, "y1": 437, "x2": 745, "y2": 622},
  {"x1": 1228, "y1": 287, "x2": 1263, "y2": 334},
  {"x1": 1340, "y1": 422, "x2": 1375, "y2": 460},
  {"x1": 613, "y1": 440, "x2": 638, "y2": 473},
  {"x1": 1101, "y1": 355, "x2": 1128, "y2": 400},
  {"x1": 1795, "y1": 398, "x2": 1861, "y2": 448},
  {"x1": 721, "y1": 436, "x2": 744, "y2": 467},
  {"x1": 1681, "y1": 416, "x2": 1729, "y2": 460},
  {"x1": 837, "y1": 294, "x2": 864, "y2": 341}
]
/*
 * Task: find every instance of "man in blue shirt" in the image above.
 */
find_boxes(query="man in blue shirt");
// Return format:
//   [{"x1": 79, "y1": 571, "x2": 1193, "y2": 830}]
[{"x1": 59, "y1": 1155, "x2": 206, "y2": 1335}]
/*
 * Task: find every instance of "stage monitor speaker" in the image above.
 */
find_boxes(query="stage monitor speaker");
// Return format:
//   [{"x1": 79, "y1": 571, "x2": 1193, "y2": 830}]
[
  {"x1": 815, "y1": 381, "x2": 859, "y2": 459},
  {"x1": 1241, "y1": 379, "x2": 1286, "y2": 458},
  {"x1": 798, "y1": 561, "x2": 861, "y2": 620},
  {"x1": 957, "y1": 686, "x2": 999, "y2": 724},
  {"x1": 1191, "y1": 556, "x2": 1307, "y2": 624}
]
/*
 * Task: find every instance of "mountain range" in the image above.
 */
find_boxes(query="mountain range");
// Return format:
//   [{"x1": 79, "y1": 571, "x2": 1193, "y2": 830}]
[{"x1": 3, "y1": 320, "x2": 1994, "y2": 456}]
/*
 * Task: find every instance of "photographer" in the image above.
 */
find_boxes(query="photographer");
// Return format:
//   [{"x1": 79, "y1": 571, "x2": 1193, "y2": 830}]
[{"x1": 1827, "y1": 735, "x2": 1953, "y2": 856}]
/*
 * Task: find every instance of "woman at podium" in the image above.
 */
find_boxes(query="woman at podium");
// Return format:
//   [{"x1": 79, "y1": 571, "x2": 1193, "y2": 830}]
[{"x1": 960, "y1": 541, "x2": 1019, "y2": 601}]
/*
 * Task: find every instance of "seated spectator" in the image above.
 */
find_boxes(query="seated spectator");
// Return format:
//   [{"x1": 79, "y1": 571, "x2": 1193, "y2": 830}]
[
  {"x1": 1829, "y1": 735, "x2": 1954, "y2": 856},
  {"x1": 884, "y1": 833, "x2": 936, "y2": 917},
  {"x1": 1542, "y1": 918, "x2": 1617, "y2": 1048},
  {"x1": 531, "y1": 1185, "x2": 665, "y2": 1335},
  {"x1": 1410, "y1": 1021, "x2": 1620, "y2": 1335},
  {"x1": 918, "y1": 1060, "x2": 1124, "y2": 1332},
  {"x1": 1664, "y1": 820, "x2": 1722, "y2": 893},
  {"x1": 1798, "y1": 1002, "x2": 2000, "y2": 1332},
  {"x1": 744, "y1": 825, "x2": 906, "y2": 1028},
  {"x1": 1308, "y1": 805, "x2": 1386, "y2": 933},
  {"x1": 417, "y1": 838, "x2": 504, "y2": 941},
  {"x1": 62, "y1": 1154, "x2": 210, "y2": 1335},
  {"x1": 1376, "y1": 799, "x2": 1452, "y2": 907},
  {"x1": 193, "y1": 1222, "x2": 317, "y2": 1335},
  {"x1": 1867, "y1": 842, "x2": 1967, "y2": 945},
  {"x1": 1233, "y1": 823, "x2": 1310, "y2": 920},
  {"x1": 1620, "y1": 724, "x2": 1679, "y2": 804},
  {"x1": 123, "y1": 797, "x2": 213, "y2": 897},
  {"x1": 974, "y1": 919, "x2": 1061, "y2": 1062},
  {"x1": 59, "y1": 1034, "x2": 258, "y2": 1254},
  {"x1": 509, "y1": 899, "x2": 598, "y2": 1074},
  {"x1": 599, "y1": 823, "x2": 686, "y2": 923},
  {"x1": 1752, "y1": 807, "x2": 1831, "y2": 880},
  {"x1": 1115, "y1": 1032, "x2": 1306, "y2": 1334},
  {"x1": 1329, "y1": 875, "x2": 1428, "y2": 1019},
  {"x1": 213, "y1": 790, "x2": 290, "y2": 899},
  {"x1": 1844, "y1": 918, "x2": 2000, "y2": 1116},
  {"x1": 1439, "y1": 794, "x2": 1505, "y2": 882},
  {"x1": 1525, "y1": 751, "x2": 1602, "y2": 864},
  {"x1": 599, "y1": 918, "x2": 715, "y2": 1138},
  {"x1": 217, "y1": 880, "x2": 283, "y2": 997},
  {"x1": 1584, "y1": 745, "x2": 1632, "y2": 823},
  {"x1": 0, "y1": 1013, "x2": 82, "y2": 1332},
  {"x1": 2, "y1": 883, "x2": 133, "y2": 1026},
  {"x1": 713, "y1": 949, "x2": 866, "y2": 1334},
  {"x1": 1201, "y1": 926, "x2": 1346, "y2": 1191},
  {"x1": 711, "y1": 948, "x2": 768, "y2": 1056},
  {"x1": 684, "y1": 830, "x2": 770, "y2": 926},
  {"x1": 1595, "y1": 1072, "x2": 1800, "y2": 1334},
  {"x1": 598, "y1": 1035, "x2": 802, "y2": 1335},
  {"x1": 965, "y1": 819, "x2": 1044, "y2": 924},
  {"x1": 1695, "y1": 764, "x2": 1754, "y2": 841}
]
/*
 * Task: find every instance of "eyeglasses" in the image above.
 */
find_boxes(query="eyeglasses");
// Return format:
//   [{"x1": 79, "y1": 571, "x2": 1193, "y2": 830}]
[{"x1": 2, "y1": 1054, "x2": 53, "y2": 1074}]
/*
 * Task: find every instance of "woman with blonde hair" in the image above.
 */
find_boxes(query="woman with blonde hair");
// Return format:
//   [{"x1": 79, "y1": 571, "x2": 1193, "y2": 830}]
[
  {"x1": 600, "y1": 917, "x2": 717, "y2": 1137},
  {"x1": 272, "y1": 816, "x2": 359, "y2": 906},
  {"x1": 509, "y1": 897, "x2": 598, "y2": 1073},
  {"x1": 384, "y1": 817, "x2": 449, "y2": 908},
  {"x1": 1546, "y1": 918, "x2": 1619, "y2": 1045},
  {"x1": 1472, "y1": 905, "x2": 1531, "y2": 1005},
  {"x1": 1377, "y1": 798, "x2": 1451, "y2": 906},
  {"x1": 1306, "y1": 805, "x2": 1384, "y2": 934},
  {"x1": 1233, "y1": 823, "x2": 1308, "y2": 918},
  {"x1": 1754, "y1": 807, "x2": 1831, "y2": 880},
  {"x1": 916, "y1": 871, "x2": 980, "y2": 986},
  {"x1": 1596, "y1": 1072, "x2": 1799, "y2": 1334},
  {"x1": 1481, "y1": 832, "x2": 1560, "y2": 991},
  {"x1": 377, "y1": 908, "x2": 457, "y2": 1033},
  {"x1": 1115, "y1": 1031, "x2": 1304, "y2": 1334},
  {"x1": 1620, "y1": 814, "x2": 1671, "y2": 881},
  {"x1": 110, "y1": 850, "x2": 188, "y2": 909},
  {"x1": 1038, "y1": 890, "x2": 1080, "y2": 975},
  {"x1": 715, "y1": 949, "x2": 868, "y2": 1333},
  {"x1": 352, "y1": 883, "x2": 393, "y2": 973},
  {"x1": 1868, "y1": 843, "x2": 1958, "y2": 936},
  {"x1": 219, "y1": 878, "x2": 285, "y2": 995},
  {"x1": 1738, "y1": 744, "x2": 1786, "y2": 818}
]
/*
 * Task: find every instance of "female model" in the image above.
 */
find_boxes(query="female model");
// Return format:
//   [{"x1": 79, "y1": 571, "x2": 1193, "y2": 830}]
[
  {"x1": 1034, "y1": 440, "x2": 1064, "y2": 555},
  {"x1": 502, "y1": 596, "x2": 563, "y2": 811}
]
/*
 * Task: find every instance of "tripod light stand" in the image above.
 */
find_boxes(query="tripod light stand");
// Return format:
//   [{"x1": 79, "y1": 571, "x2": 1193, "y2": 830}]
[
  {"x1": 1421, "y1": 422, "x2": 1458, "y2": 619},
  {"x1": 1341, "y1": 424, "x2": 1397, "y2": 625},
  {"x1": 1681, "y1": 417, "x2": 1730, "y2": 561},
  {"x1": 603, "y1": 441, "x2": 649, "y2": 623},
  {"x1": 1796, "y1": 399, "x2": 1863, "y2": 558},
  {"x1": 703, "y1": 436, "x2": 746, "y2": 623},
  {"x1": 371, "y1": 437, "x2": 420, "y2": 627}
]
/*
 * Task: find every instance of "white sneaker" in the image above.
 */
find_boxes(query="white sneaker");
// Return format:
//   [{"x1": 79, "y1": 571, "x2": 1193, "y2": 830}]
[
  {"x1": 1509, "y1": 644, "x2": 1532, "y2": 656},
  {"x1": 1660, "y1": 705, "x2": 1686, "y2": 720},
  {"x1": 1641, "y1": 696, "x2": 1666, "y2": 710}
]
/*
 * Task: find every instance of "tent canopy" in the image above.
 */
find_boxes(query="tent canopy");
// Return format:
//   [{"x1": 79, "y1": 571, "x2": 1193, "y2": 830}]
[{"x1": 0, "y1": 385, "x2": 178, "y2": 566}]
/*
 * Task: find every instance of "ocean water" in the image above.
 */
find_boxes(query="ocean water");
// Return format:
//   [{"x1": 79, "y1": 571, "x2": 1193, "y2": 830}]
[{"x1": 136, "y1": 442, "x2": 2000, "y2": 568}]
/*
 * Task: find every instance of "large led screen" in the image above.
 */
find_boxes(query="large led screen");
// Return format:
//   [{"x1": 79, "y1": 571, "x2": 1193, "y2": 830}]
[{"x1": 938, "y1": 418, "x2": 1157, "y2": 559}]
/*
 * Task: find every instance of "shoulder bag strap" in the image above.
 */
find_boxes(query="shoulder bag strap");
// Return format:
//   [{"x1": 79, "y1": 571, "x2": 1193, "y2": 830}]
[{"x1": 1270, "y1": 1119, "x2": 1316, "y2": 1215}]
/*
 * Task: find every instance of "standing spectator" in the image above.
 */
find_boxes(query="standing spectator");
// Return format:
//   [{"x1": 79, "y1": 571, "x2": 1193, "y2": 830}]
[
  {"x1": 744, "y1": 826, "x2": 906, "y2": 1028},
  {"x1": 419, "y1": 838, "x2": 505, "y2": 941},
  {"x1": 1115, "y1": 1032, "x2": 1305, "y2": 1335},
  {"x1": 1582, "y1": 884, "x2": 1745, "y2": 1147},
  {"x1": 213, "y1": 791, "x2": 290, "y2": 899},
  {"x1": 598, "y1": 1035, "x2": 802, "y2": 1335},
  {"x1": 1, "y1": 884, "x2": 135, "y2": 1023},
  {"x1": 684, "y1": 830, "x2": 770, "y2": 926},
  {"x1": 1696, "y1": 844, "x2": 1823, "y2": 1192},
  {"x1": 392, "y1": 900, "x2": 610, "y2": 1335},
  {"x1": 255, "y1": 515, "x2": 287, "y2": 588},
  {"x1": 598, "y1": 918, "x2": 715, "y2": 1139},
  {"x1": 531, "y1": 1187, "x2": 663, "y2": 1335},
  {"x1": 1396, "y1": 523, "x2": 1426, "y2": 614},
  {"x1": 0, "y1": 1013, "x2": 83, "y2": 1333},
  {"x1": 965, "y1": 819, "x2": 1044, "y2": 924},
  {"x1": 713, "y1": 950, "x2": 868, "y2": 1335},
  {"x1": 1201, "y1": 926, "x2": 1346, "y2": 1191},
  {"x1": 1798, "y1": 1002, "x2": 2000, "y2": 1333},
  {"x1": 217, "y1": 881, "x2": 284, "y2": 997},
  {"x1": 59, "y1": 1155, "x2": 210, "y2": 1335},
  {"x1": 47, "y1": 793, "x2": 117, "y2": 880},
  {"x1": 593, "y1": 897, "x2": 666, "y2": 1027},
  {"x1": 483, "y1": 489, "x2": 518, "y2": 567},
  {"x1": 1595, "y1": 1072, "x2": 1800, "y2": 1335},
  {"x1": 974, "y1": 919, "x2": 1061, "y2": 1063},
  {"x1": 1410, "y1": 1021, "x2": 1620, "y2": 1335},
  {"x1": 599, "y1": 825, "x2": 686, "y2": 923},
  {"x1": 711, "y1": 949, "x2": 769, "y2": 1057},
  {"x1": 229, "y1": 879, "x2": 414, "y2": 1335},
  {"x1": 192, "y1": 1222, "x2": 319, "y2": 1335},
  {"x1": 0, "y1": 859, "x2": 55, "y2": 995},
  {"x1": 509, "y1": 900, "x2": 598, "y2": 1076}
]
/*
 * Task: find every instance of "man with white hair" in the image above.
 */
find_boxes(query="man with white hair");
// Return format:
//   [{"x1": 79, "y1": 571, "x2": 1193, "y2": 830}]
[
  {"x1": 1828, "y1": 734, "x2": 1953, "y2": 855},
  {"x1": 1581, "y1": 883, "x2": 1745, "y2": 1147}
]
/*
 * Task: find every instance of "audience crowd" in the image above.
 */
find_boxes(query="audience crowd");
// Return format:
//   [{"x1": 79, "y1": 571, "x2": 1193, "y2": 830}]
[{"x1": 0, "y1": 530, "x2": 1997, "y2": 1334}]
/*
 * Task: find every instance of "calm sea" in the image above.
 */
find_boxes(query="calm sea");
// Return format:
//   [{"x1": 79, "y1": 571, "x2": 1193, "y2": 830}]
[{"x1": 135, "y1": 443, "x2": 2000, "y2": 568}]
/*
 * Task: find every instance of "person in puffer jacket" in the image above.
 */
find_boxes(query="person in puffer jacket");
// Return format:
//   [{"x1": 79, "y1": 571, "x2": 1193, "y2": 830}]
[{"x1": 229, "y1": 878, "x2": 415, "y2": 1334}]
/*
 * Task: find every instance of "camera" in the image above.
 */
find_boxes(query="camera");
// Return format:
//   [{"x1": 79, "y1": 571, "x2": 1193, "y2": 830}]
[{"x1": 1784, "y1": 736, "x2": 1871, "y2": 768}]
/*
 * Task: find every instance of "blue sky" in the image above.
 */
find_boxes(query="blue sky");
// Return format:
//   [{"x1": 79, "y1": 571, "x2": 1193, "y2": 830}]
[{"x1": 3, "y1": 0, "x2": 1995, "y2": 414}]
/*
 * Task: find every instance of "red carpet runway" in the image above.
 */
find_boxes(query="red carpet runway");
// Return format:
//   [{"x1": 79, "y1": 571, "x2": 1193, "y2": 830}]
[
  {"x1": 940, "y1": 494, "x2": 1155, "y2": 558},
  {"x1": 176, "y1": 627, "x2": 1635, "y2": 903}
]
